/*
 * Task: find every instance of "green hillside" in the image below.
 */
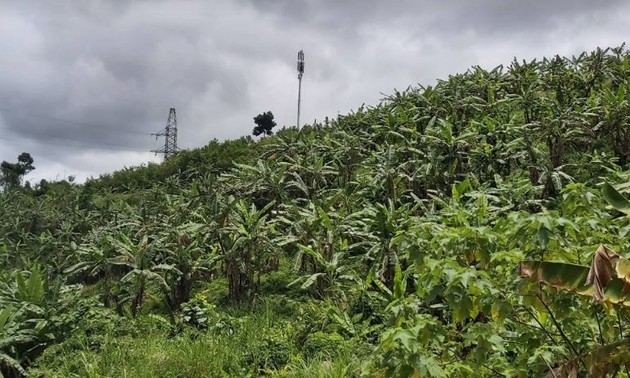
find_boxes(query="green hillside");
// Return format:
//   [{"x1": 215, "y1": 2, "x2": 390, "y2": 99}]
[{"x1": 3, "y1": 46, "x2": 630, "y2": 377}]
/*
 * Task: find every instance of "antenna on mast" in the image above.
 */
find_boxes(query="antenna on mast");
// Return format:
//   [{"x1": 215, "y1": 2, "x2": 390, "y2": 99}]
[{"x1": 297, "y1": 50, "x2": 305, "y2": 129}]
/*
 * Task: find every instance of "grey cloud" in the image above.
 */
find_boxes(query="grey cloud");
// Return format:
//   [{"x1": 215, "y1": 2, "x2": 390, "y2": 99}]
[
  {"x1": 0, "y1": 0, "x2": 628, "y2": 182},
  {"x1": 0, "y1": 0, "x2": 254, "y2": 153},
  {"x1": 244, "y1": 0, "x2": 629, "y2": 65}
]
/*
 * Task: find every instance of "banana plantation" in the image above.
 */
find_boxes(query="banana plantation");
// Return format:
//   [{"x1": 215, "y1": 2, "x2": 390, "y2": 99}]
[{"x1": 4, "y1": 46, "x2": 630, "y2": 377}]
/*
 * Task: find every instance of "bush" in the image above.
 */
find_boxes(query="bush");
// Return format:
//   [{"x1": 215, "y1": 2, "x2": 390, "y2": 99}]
[
  {"x1": 179, "y1": 295, "x2": 214, "y2": 330},
  {"x1": 302, "y1": 331, "x2": 346, "y2": 360},
  {"x1": 243, "y1": 327, "x2": 291, "y2": 371},
  {"x1": 179, "y1": 295, "x2": 238, "y2": 337}
]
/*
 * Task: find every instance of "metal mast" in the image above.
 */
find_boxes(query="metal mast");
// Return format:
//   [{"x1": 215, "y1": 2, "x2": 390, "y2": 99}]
[
  {"x1": 151, "y1": 108, "x2": 180, "y2": 159},
  {"x1": 297, "y1": 50, "x2": 305, "y2": 129}
]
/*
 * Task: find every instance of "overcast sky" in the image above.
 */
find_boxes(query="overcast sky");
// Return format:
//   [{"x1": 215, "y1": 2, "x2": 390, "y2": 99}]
[{"x1": 1, "y1": 0, "x2": 628, "y2": 184}]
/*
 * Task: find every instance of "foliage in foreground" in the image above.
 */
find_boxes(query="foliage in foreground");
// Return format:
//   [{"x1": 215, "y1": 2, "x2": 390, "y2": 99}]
[{"x1": 3, "y1": 46, "x2": 630, "y2": 377}]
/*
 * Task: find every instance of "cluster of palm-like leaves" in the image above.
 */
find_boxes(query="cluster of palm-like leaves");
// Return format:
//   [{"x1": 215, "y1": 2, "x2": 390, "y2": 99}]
[{"x1": 3, "y1": 45, "x2": 630, "y2": 376}]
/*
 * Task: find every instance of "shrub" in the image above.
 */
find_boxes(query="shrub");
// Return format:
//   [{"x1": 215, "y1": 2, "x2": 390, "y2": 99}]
[
  {"x1": 179, "y1": 295, "x2": 214, "y2": 330},
  {"x1": 302, "y1": 331, "x2": 346, "y2": 360},
  {"x1": 243, "y1": 327, "x2": 291, "y2": 371}
]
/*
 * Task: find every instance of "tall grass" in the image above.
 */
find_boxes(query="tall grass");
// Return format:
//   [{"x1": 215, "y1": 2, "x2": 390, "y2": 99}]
[{"x1": 30, "y1": 298, "x2": 367, "y2": 377}]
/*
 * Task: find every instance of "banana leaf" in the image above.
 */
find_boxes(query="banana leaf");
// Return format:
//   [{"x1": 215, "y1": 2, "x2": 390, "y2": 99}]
[
  {"x1": 518, "y1": 245, "x2": 630, "y2": 307},
  {"x1": 544, "y1": 338, "x2": 630, "y2": 377},
  {"x1": 602, "y1": 183, "x2": 630, "y2": 215}
]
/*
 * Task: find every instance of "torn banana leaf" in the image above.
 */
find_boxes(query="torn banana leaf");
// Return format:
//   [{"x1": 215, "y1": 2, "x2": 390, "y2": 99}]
[{"x1": 518, "y1": 245, "x2": 630, "y2": 306}]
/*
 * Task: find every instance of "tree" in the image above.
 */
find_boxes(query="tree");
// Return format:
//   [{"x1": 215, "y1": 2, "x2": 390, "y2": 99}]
[
  {"x1": 252, "y1": 111, "x2": 276, "y2": 137},
  {"x1": 0, "y1": 152, "x2": 35, "y2": 189}
]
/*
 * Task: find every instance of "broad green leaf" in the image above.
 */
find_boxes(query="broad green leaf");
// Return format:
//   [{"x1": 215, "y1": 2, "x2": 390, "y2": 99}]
[
  {"x1": 518, "y1": 260, "x2": 592, "y2": 296},
  {"x1": 316, "y1": 206, "x2": 333, "y2": 231},
  {"x1": 602, "y1": 183, "x2": 630, "y2": 215},
  {"x1": 27, "y1": 265, "x2": 44, "y2": 305},
  {"x1": 393, "y1": 329, "x2": 415, "y2": 352},
  {"x1": 300, "y1": 273, "x2": 325, "y2": 290},
  {"x1": 0, "y1": 307, "x2": 12, "y2": 329}
]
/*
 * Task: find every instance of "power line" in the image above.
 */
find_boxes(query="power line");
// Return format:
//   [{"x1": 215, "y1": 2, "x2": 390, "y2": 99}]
[
  {"x1": 0, "y1": 105, "x2": 151, "y2": 136},
  {"x1": 0, "y1": 105, "x2": 164, "y2": 152},
  {"x1": 2, "y1": 130, "x2": 148, "y2": 147},
  {"x1": 0, "y1": 135, "x2": 148, "y2": 152},
  {"x1": 0, "y1": 106, "x2": 188, "y2": 154},
  {"x1": 0, "y1": 128, "x2": 153, "y2": 150}
]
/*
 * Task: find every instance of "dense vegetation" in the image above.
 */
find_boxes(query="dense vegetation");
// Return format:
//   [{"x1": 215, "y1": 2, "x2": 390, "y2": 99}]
[{"x1": 3, "y1": 46, "x2": 630, "y2": 377}]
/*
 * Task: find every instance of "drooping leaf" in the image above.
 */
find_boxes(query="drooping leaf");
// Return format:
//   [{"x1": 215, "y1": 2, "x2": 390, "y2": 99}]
[
  {"x1": 585, "y1": 244, "x2": 623, "y2": 301},
  {"x1": 0, "y1": 353, "x2": 27, "y2": 376},
  {"x1": 518, "y1": 245, "x2": 630, "y2": 306},
  {"x1": 544, "y1": 338, "x2": 630, "y2": 377},
  {"x1": 300, "y1": 273, "x2": 325, "y2": 290},
  {"x1": 518, "y1": 260, "x2": 592, "y2": 296},
  {"x1": 602, "y1": 183, "x2": 630, "y2": 215}
]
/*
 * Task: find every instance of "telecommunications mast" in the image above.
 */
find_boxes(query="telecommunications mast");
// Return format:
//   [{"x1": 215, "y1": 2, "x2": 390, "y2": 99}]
[
  {"x1": 151, "y1": 108, "x2": 180, "y2": 159},
  {"x1": 297, "y1": 50, "x2": 305, "y2": 129}
]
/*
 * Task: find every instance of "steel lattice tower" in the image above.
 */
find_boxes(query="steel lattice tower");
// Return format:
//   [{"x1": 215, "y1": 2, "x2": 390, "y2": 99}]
[
  {"x1": 151, "y1": 108, "x2": 180, "y2": 159},
  {"x1": 297, "y1": 50, "x2": 305, "y2": 129}
]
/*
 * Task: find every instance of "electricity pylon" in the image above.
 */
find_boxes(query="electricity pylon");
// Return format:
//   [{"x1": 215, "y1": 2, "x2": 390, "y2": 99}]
[
  {"x1": 151, "y1": 108, "x2": 180, "y2": 159},
  {"x1": 297, "y1": 50, "x2": 305, "y2": 129}
]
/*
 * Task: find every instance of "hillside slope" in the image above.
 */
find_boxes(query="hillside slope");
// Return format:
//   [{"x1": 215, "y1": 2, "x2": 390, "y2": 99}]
[{"x1": 2, "y1": 46, "x2": 630, "y2": 377}]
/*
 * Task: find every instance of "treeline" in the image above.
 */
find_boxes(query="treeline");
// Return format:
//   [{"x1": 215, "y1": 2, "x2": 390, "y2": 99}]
[{"x1": 86, "y1": 136, "x2": 258, "y2": 192}]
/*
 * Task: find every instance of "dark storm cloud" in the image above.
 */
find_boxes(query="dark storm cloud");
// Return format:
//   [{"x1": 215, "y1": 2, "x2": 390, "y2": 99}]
[
  {"x1": 0, "y1": 0, "x2": 628, "y2": 182},
  {"x1": 423, "y1": 0, "x2": 628, "y2": 41},
  {"x1": 249, "y1": 0, "x2": 625, "y2": 34},
  {"x1": 0, "y1": 0, "x2": 252, "y2": 157}
]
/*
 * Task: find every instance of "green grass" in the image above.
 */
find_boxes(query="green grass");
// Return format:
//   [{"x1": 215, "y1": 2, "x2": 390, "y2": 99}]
[
  {"x1": 32, "y1": 332, "x2": 246, "y2": 377},
  {"x1": 281, "y1": 350, "x2": 363, "y2": 378},
  {"x1": 31, "y1": 330, "x2": 364, "y2": 378},
  {"x1": 29, "y1": 297, "x2": 369, "y2": 377}
]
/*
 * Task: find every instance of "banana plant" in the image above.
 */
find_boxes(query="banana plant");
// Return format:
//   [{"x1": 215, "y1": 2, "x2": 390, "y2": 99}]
[
  {"x1": 108, "y1": 233, "x2": 171, "y2": 316},
  {"x1": 278, "y1": 201, "x2": 360, "y2": 299},
  {"x1": 288, "y1": 242, "x2": 358, "y2": 299},
  {"x1": 157, "y1": 221, "x2": 218, "y2": 308},
  {"x1": 0, "y1": 265, "x2": 46, "y2": 309},
  {"x1": 357, "y1": 200, "x2": 413, "y2": 289},
  {"x1": 218, "y1": 199, "x2": 277, "y2": 302},
  {"x1": 63, "y1": 234, "x2": 118, "y2": 307},
  {"x1": 595, "y1": 83, "x2": 630, "y2": 166},
  {"x1": 0, "y1": 266, "x2": 55, "y2": 378},
  {"x1": 221, "y1": 160, "x2": 288, "y2": 206},
  {"x1": 0, "y1": 307, "x2": 32, "y2": 377}
]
